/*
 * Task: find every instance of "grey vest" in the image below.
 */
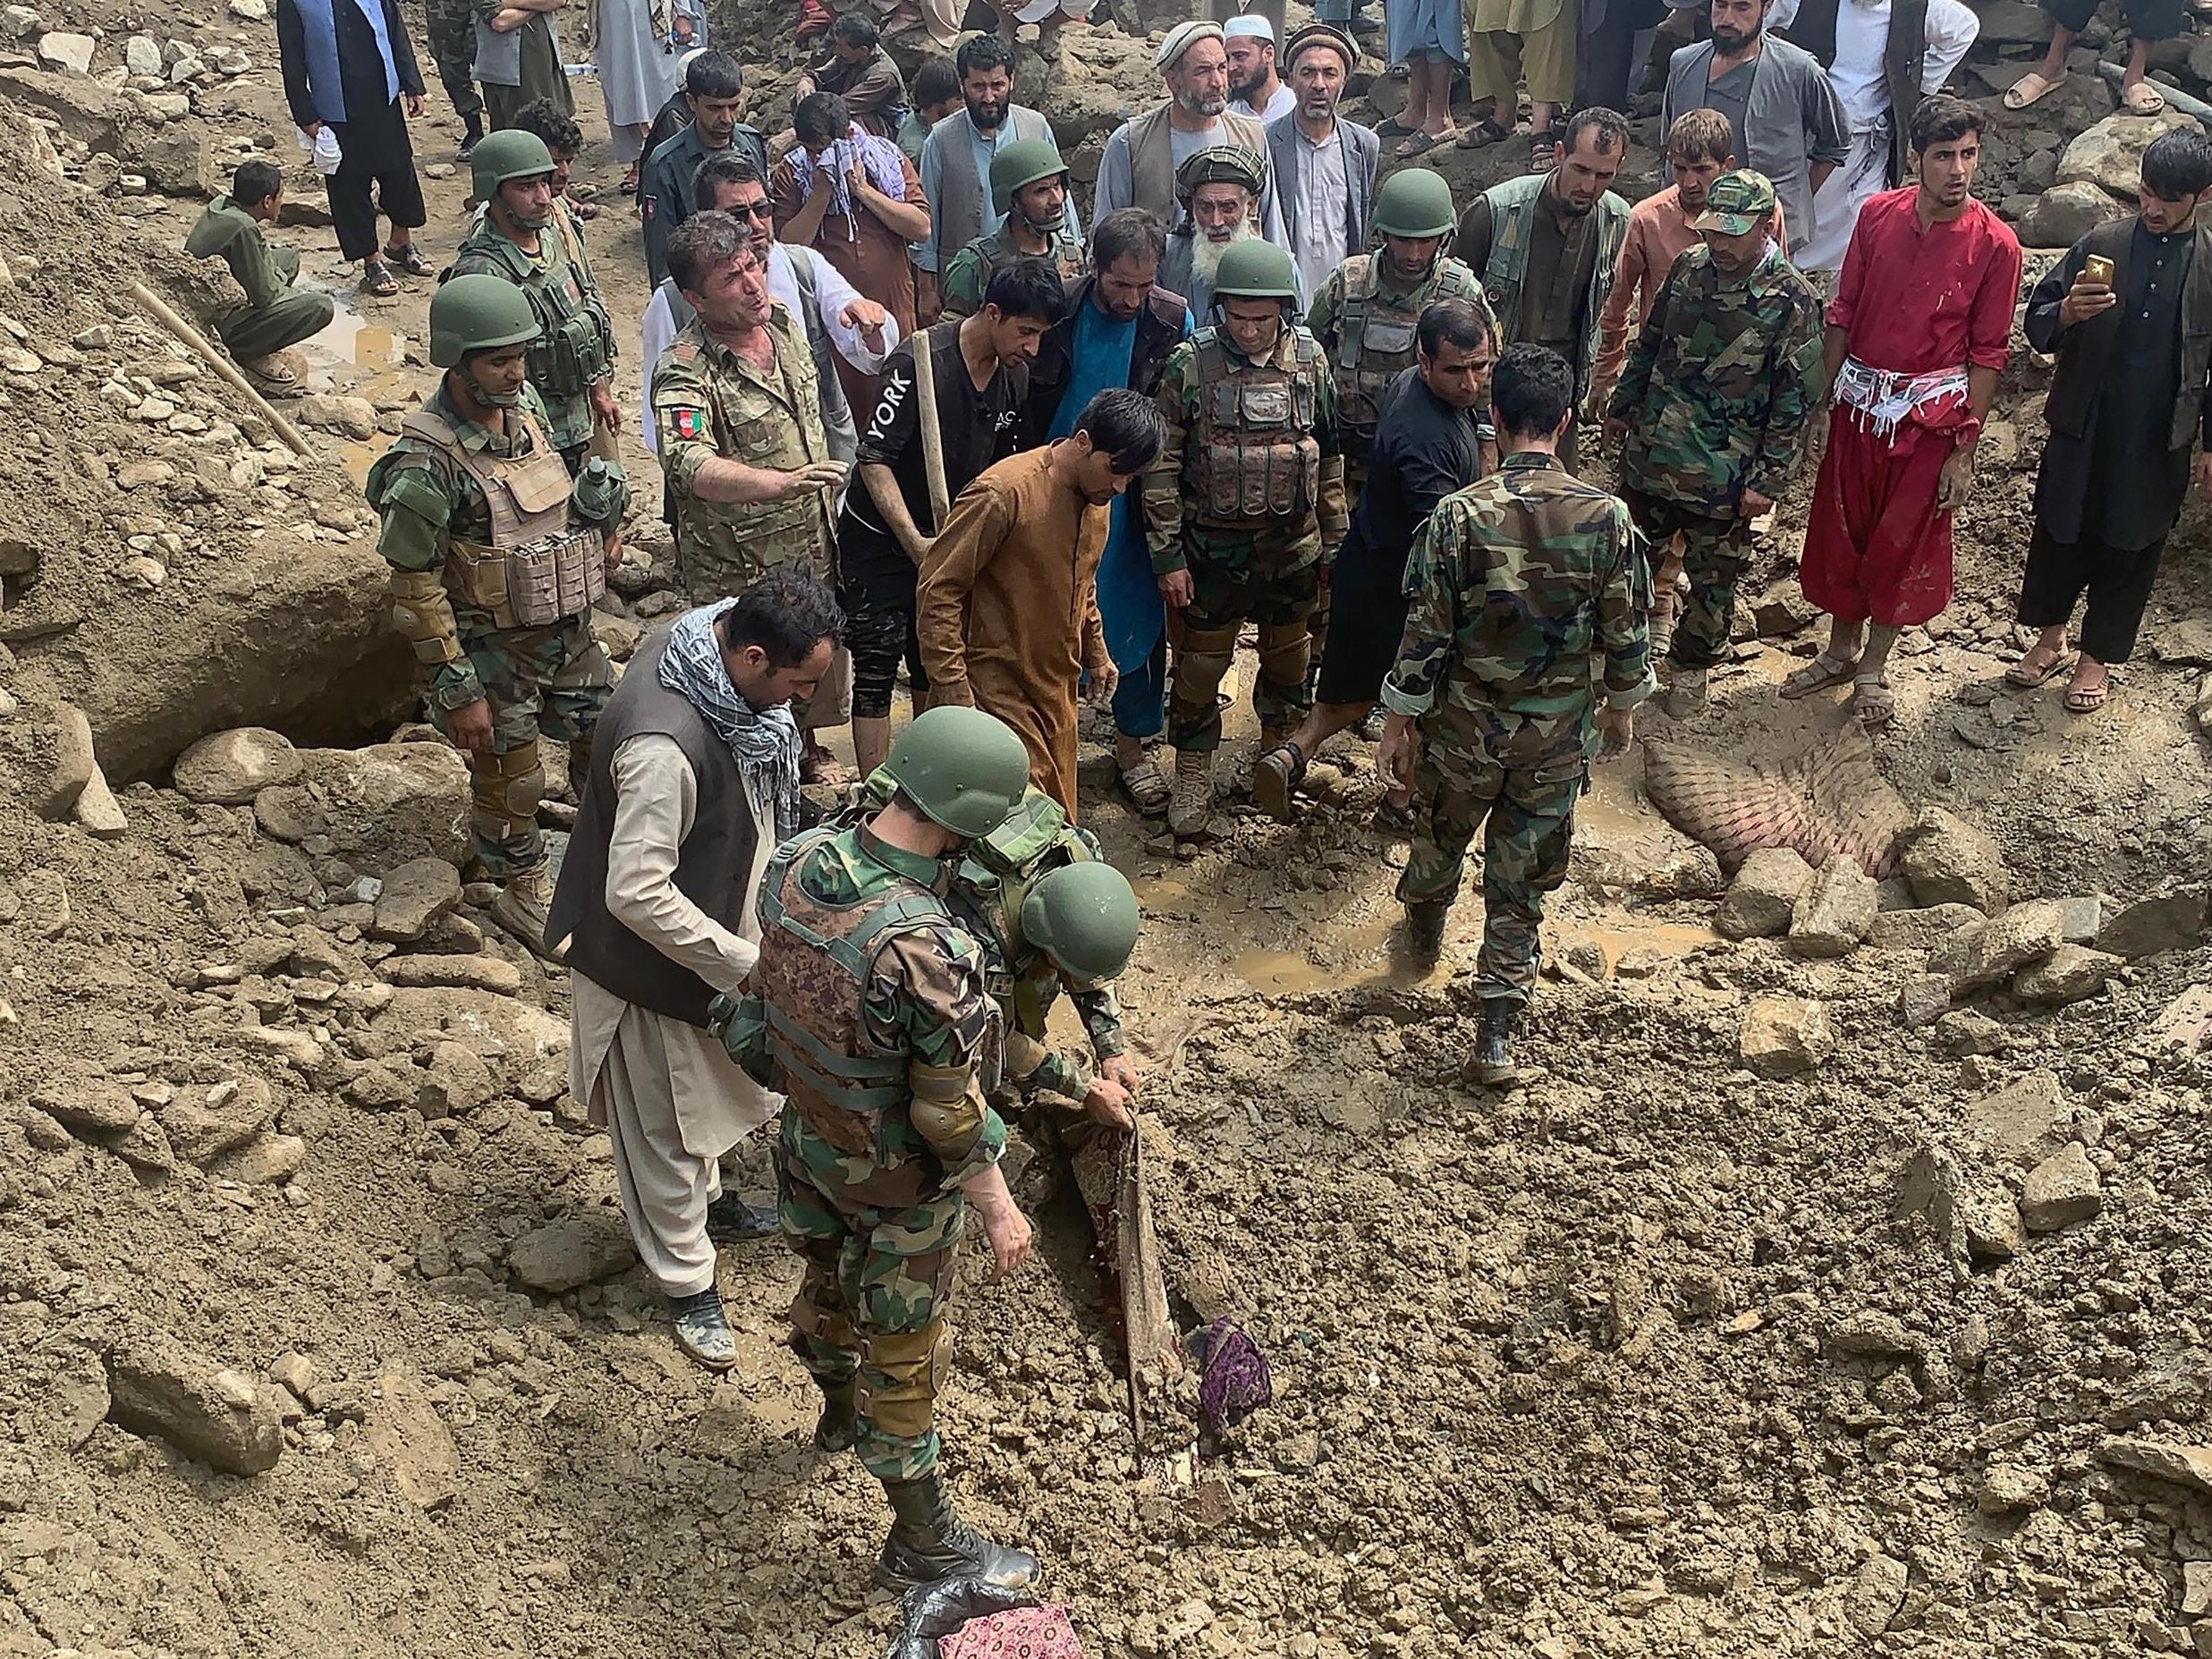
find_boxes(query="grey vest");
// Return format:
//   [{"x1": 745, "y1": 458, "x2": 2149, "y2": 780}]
[
  {"x1": 924, "y1": 104, "x2": 1056, "y2": 270},
  {"x1": 545, "y1": 626, "x2": 760, "y2": 1027}
]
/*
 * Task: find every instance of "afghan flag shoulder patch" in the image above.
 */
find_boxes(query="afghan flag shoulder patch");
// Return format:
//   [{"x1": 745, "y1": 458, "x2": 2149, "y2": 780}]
[{"x1": 667, "y1": 407, "x2": 706, "y2": 443}]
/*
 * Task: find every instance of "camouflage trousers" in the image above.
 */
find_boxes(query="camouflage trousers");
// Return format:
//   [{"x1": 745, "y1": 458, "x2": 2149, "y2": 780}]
[
  {"x1": 457, "y1": 613, "x2": 613, "y2": 878},
  {"x1": 420, "y1": 0, "x2": 481, "y2": 121},
  {"x1": 779, "y1": 1112, "x2": 965, "y2": 1483},
  {"x1": 1397, "y1": 747, "x2": 1585, "y2": 1004},
  {"x1": 1622, "y1": 488, "x2": 1752, "y2": 672},
  {"x1": 1168, "y1": 546, "x2": 1321, "y2": 751}
]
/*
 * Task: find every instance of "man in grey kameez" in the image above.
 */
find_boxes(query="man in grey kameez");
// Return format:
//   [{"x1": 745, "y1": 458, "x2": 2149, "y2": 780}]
[{"x1": 547, "y1": 577, "x2": 844, "y2": 1369}]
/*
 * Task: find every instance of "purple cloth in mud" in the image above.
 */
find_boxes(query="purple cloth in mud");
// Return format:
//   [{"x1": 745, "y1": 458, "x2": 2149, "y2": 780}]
[{"x1": 1195, "y1": 1318, "x2": 1271, "y2": 1435}]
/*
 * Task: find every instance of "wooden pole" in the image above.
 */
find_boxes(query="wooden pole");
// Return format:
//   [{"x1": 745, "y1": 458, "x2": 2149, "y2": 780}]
[
  {"x1": 910, "y1": 331, "x2": 953, "y2": 529},
  {"x1": 129, "y1": 282, "x2": 314, "y2": 459}
]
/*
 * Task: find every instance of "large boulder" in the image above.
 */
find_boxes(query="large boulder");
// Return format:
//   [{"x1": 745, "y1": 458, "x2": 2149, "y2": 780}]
[
  {"x1": 2058, "y1": 109, "x2": 2205, "y2": 199},
  {"x1": 255, "y1": 743, "x2": 470, "y2": 870},
  {"x1": 1935, "y1": 899, "x2": 2069, "y2": 994},
  {"x1": 2018, "y1": 181, "x2": 2131, "y2": 250},
  {"x1": 1041, "y1": 26, "x2": 1156, "y2": 150},
  {"x1": 172, "y1": 727, "x2": 303, "y2": 804}
]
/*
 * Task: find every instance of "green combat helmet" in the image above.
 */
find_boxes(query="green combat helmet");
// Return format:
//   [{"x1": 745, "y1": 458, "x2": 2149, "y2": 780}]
[
  {"x1": 1021, "y1": 862, "x2": 1140, "y2": 984},
  {"x1": 880, "y1": 706, "x2": 1031, "y2": 839},
  {"x1": 1372, "y1": 166, "x2": 1456, "y2": 240},
  {"x1": 470, "y1": 127, "x2": 555, "y2": 205},
  {"x1": 1210, "y1": 238, "x2": 1301, "y2": 302},
  {"x1": 989, "y1": 137, "x2": 1069, "y2": 216},
  {"x1": 428, "y1": 272, "x2": 539, "y2": 367}
]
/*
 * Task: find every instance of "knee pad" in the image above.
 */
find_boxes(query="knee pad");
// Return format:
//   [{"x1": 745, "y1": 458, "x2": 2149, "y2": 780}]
[
  {"x1": 1256, "y1": 621, "x2": 1309, "y2": 681},
  {"x1": 470, "y1": 741, "x2": 544, "y2": 842},
  {"x1": 1173, "y1": 621, "x2": 1237, "y2": 696},
  {"x1": 856, "y1": 1316, "x2": 950, "y2": 1438}
]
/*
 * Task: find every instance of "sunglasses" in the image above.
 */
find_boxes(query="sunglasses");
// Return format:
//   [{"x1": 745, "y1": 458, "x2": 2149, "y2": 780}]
[{"x1": 728, "y1": 199, "x2": 775, "y2": 221}]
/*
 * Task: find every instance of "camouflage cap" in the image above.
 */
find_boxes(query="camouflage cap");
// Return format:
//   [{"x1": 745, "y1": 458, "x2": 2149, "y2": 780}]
[
  {"x1": 1175, "y1": 143, "x2": 1264, "y2": 203},
  {"x1": 1693, "y1": 169, "x2": 1777, "y2": 236}
]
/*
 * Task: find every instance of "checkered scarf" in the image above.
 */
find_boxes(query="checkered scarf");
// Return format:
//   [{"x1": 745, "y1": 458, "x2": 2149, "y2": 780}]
[{"x1": 658, "y1": 605, "x2": 804, "y2": 839}]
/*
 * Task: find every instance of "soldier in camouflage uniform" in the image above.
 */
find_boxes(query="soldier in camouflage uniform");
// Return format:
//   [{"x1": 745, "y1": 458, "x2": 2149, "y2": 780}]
[
  {"x1": 857, "y1": 772, "x2": 1143, "y2": 1121},
  {"x1": 1377, "y1": 343, "x2": 1650, "y2": 1081},
  {"x1": 1146, "y1": 238, "x2": 1348, "y2": 842},
  {"x1": 365, "y1": 275, "x2": 628, "y2": 952},
  {"x1": 936, "y1": 138, "x2": 1087, "y2": 321},
  {"x1": 420, "y1": 0, "x2": 483, "y2": 157},
  {"x1": 1603, "y1": 170, "x2": 1824, "y2": 719},
  {"x1": 651, "y1": 212, "x2": 852, "y2": 751},
  {"x1": 713, "y1": 707, "x2": 1044, "y2": 1593},
  {"x1": 448, "y1": 131, "x2": 619, "y2": 475},
  {"x1": 1305, "y1": 165, "x2": 1493, "y2": 689}
]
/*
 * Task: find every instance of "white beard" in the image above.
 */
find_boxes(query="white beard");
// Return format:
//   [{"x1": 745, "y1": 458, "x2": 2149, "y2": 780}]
[{"x1": 1190, "y1": 220, "x2": 1258, "y2": 286}]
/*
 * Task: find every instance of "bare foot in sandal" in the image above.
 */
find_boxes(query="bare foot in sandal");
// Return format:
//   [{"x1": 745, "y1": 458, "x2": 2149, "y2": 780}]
[
  {"x1": 1852, "y1": 674, "x2": 1894, "y2": 730},
  {"x1": 1779, "y1": 650, "x2": 1859, "y2": 698},
  {"x1": 2064, "y1": 658, "x2": 2110, "y2": 713},
  {"x1": 2004, "y1": 629, "x2": 2071, "y2": 689},
  {"x1": 2003, "y1": 67, "x2": 2064, "y2": 109}
]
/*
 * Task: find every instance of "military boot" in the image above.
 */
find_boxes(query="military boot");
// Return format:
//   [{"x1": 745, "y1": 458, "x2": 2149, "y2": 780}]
[
  {"x1": 813, "y1": 1379, "x2": 860, "y2": 1452},
  {"x1": 1168, "y1": 749, "x2": 1213, "y2": 840},
  {"x1": 1466, "y1": 999, "x2": 1521, "y2": 1086},
  {"x1": 491, "y1": 865, "x2": 559, "y2": 959},
  {"x1": 668, "y1": 1289, "x2": 736, "y2": 1370},
  {"x1": 1661, "y1": 667, "x2": 1708, "y2": 720},
  {"x1": 1403, "y1": 901, "x2": 1450, "y2": 966},
  {"x1": 877, "y1": 1471, "x2": 1040, "y2": 1592},
  {"x1": 456, "y1": 112, "x2": 483, "y2": 161},
  {"x1": 1252, "y1": 740, "x2": 1305, "y2": 823}
]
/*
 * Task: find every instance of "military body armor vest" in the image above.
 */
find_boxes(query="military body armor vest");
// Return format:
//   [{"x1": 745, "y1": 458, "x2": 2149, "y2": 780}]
[
  {"x1": 402, "y1": 402, "x2": 605, "y2": 630},
  {"x1": 1334, "y1": 256, "x2": 1479, "y2": 457},
  {"x1": 1189, "y1": 327, "x2": 1323, "y2": 528},
  {"x1": 752, "y1": 826, "x2": 956, "y2": 1159},
  {"x1": 463, "y1": 216, "x2": 614, "y2": 401}
]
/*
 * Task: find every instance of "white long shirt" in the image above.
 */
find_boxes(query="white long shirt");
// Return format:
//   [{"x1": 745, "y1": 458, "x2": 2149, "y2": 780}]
[
  {"x1": 1770, "y1": 0, "x2": 1980, "y2": 129},
  {"x1": 637, "y1": 240, "x2": 900, "y2": 452}
]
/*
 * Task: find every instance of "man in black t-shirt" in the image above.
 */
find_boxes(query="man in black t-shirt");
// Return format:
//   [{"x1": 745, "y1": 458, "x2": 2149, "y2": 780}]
[
  {"x1": 1254, "y1": 297, "x2": 1496, "y2": 829},
  {"x1": 840, "y1": 258, "x2": 1067, "y2": 777}
]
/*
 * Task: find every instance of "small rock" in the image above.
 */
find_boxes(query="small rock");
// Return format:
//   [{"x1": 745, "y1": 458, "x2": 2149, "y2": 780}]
[
  {"x1": 105, "y1": 1337, "x2": 286, "y2": 1476},
  {"x1": 35, "y1": 28, "x2": 93, "y2": 72},
  {"x1": 36, "y1": 698, "x2": 97, "y2": 820},
  {"x1": 229, "y1": 0, "x2": 267, "y2": 14},
  {"x1": 1825, "y1": 1310, "x2": 1920, "y2": 1359},
  {"x1": 2095, "y1": 887, "x2": 2208, "y2": 960},
  {"x1": 1979, "y1": 1465, "x2": 2051, "y2": 1514},
  {"x1": 292, "y1": 394, "x2": 378, "y2": 440},
  {"x1": 111, "y1": 1114, "x2": 177, "y2": 1174},
  {"x1": 378, "y1": 952, "x2": 523, "y2": 995},
  {"x1": 1868, "y1": 903, "x2": 1984, "y2": 952},
  {"x1": 2098, "y1": 1438, "x2": 2212, "y2": 1498},
  {"x1": 216, "y1": 1132, "x2": 309, "y2": 1186},
  {"x1": 1936, "y1": 899, "x2": 2069, "y2": 995},
  {"x1": 73, "y1": 766, "x2": 129, "y2": 838},
  {"x1": 123, "y1": 33, "x2": 161, "y2": 75},
  {"x1": 268, "y1": 1350, "x2": 318, "y2": 1399},
  {"x1": 2182, "y1": 1561, "x2": 2212, "y2": 1618},
  {"x1": 419, "y1": 1041, "x2": 497, "y2": 1117},
  {"x1": 364, "y1": 1368, "x2": 460, "y2": 1511},
  {"x1": 423, "y1": 161, "x2": 456, "y2": 181},
  {"x1": 32, "y1": 1079, "x2": 140, "y2": 1138},
  {"x1": 1897, "y1": 974, "x2": 1953, "y2": 1028},
  {"x1": 507, "y1": 1217, "x2": 639, "y2": 1293},
  {"x1": 2020, "y1": 1142, "x2": 2102, "y2": 1232},
  {"x1": 3, "y1": 6, "x2": 45, "y2": 40},
  {"x1": 1968, "y1": 1069, "x2": 2068, "y2": 1164},
  {"x1": 162, "y1": 1078, "x2": 278, "y2": 1165},
  {"x1": 2014, "y1": 944, "x2": 2121, "y2": 1005},
  {"x1": 1933, "y1": 1008, "x2": 2004, "y2": 1056},
  {"x1": 1715, "y1": 846, "x2": 1812, "y2": 940},
  {"x1": 371, "y1": 858, "x2": 463, "y2": 943},
  {"x1": 1739, "y1": 995, "x2": 1834, "y2": 1079},
  {"x1": 116, "y1": 459, "x2": 177, "y2": 490},
  {"x1": 1843, "y1": 1553, "x2": 1909, "y2": 1637},
  {"x1": 1787, "y1": 854, "x2": 1878, "y2": 958},
  {"x1": 1903, "y1": 808, "x2": 2010, "y2": 914}
]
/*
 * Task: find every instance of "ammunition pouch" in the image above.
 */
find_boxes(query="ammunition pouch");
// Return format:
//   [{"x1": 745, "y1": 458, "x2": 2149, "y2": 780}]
[{"x1": 444, "y1": 526, "x2": 606, "y2": 630}]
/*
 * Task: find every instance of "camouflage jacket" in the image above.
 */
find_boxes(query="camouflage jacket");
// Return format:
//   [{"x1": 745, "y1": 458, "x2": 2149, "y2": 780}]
[
  {"x1": 717, "y1": 823, "x2": 1007, "y2": 1191},
  {"x1": 365, "y1": 380, "x2": 629, "y2": 709},
  {"x1": 1607, "y1": 243, "x2": 1824, "y2": 517},
  {"x1": 1382, "y1": 451, "x2": 1653, "y2": 769},
  {"x1": 938, "y1": 221, "x2": 1088, "y2": 320},
  {"x1": 945, "y1": 789, "x2": 1126, "y2": 1102},
  {"x1": 1306, "y1": 252, "x2": 1495, "y2": 456},
  {"x1": 1143, "y1": 322, "x2": 1349, "y2": 577},
  {"x1": 651, "y1": 307, "x2": 835, "y2": 585},
  {"x1": 448, "y1": 203, "x2": 614, "y2": 454}
]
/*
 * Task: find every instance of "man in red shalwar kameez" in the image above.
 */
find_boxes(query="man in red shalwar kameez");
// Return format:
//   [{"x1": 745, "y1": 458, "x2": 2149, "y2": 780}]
[{"x1": 1784, "y1": 95, "x2": 2021, "y2": 730}]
